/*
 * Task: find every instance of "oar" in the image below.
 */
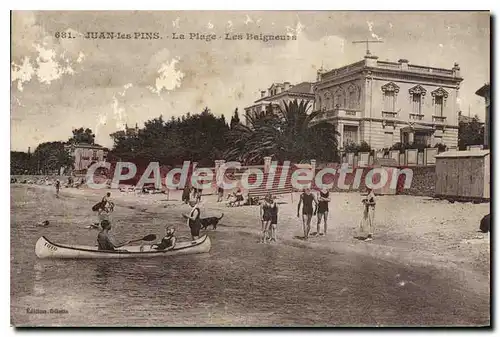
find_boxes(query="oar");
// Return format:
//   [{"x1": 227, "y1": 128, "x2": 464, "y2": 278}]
[
  {"x1": 129, "y1": 234, "x2": 157, "y2": 244},
  {"x1": 116, "y1": 234, "x2": 157, "y2": 248}
]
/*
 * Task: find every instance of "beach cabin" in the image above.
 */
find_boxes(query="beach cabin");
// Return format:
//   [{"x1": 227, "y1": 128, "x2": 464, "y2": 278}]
[{"x1": 435, "y1": 150, "x2": 490, "y2": 201}]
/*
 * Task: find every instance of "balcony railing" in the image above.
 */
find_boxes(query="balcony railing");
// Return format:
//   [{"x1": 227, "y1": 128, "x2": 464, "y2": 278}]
[
  {"x1": 376, "y1": 61, "x2": 401, "y2": 70},
  {"x1": 407, "y1": 65, "x2": 454, "y2": 76},
  {"x1": 336, "y1": 108, "x2": 359, "y2": 118},
  {"x1": 432, "y1": 115, "x2": 447, "y2": 123},
  {"x1": 311, "y1": 108, "x2": 360, "y2": 121},
  {"x1": 382, "y1": 110, "x2": 398, "y2": 118},
  {"x1": 409, "y1": 113, "x2": 424, "y2": 121}
]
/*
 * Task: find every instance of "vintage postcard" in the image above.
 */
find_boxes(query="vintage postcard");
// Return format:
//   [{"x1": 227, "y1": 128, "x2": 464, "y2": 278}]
[{"x1": 10, "y1": 11, "x2": 490, "y2": 327}]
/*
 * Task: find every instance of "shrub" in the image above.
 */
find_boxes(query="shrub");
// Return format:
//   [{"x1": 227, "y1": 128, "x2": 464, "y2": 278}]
[
  {"x1": 390, "y1": 142, "x2": 406, "y2": 154},
  {"x1": 390, "y1": 142, "x2": 428, "y2": 153},
  {"x1": 343, "y1": 141, "x2": 372, "y2": 154},
  {"x1": 434, "y1": 143, "x2": 447, "y2": 153}
]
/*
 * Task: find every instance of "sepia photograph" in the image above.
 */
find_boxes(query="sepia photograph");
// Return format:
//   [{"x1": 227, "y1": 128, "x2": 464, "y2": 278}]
[{"x1": 10, "y1": 10, "x2": 490, "y2": 327}]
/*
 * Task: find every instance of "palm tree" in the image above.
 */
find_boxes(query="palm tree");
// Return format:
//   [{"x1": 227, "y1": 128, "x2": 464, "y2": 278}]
[
  {"x1": 224, "y1": 108, "x2": 276, "y2": 163},
  {"x1": 224, "y1": 99, "x2": 340, "y2": 164}
]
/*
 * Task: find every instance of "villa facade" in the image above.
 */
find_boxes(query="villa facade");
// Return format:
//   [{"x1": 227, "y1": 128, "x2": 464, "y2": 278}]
[{"x1": 311, "y1": 55, "x2": 464, "y2": 150}]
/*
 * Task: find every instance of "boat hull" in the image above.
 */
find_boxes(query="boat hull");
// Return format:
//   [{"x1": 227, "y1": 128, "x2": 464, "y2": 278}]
[{"x1": 35, "y1": 235, "x2": 211, "y2": 259}]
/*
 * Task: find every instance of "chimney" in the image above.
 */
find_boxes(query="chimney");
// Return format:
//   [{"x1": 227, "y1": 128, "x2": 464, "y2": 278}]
[
  {"x1": 260, "y1": 90, "x2": 266, "y2": 98},
  {"x1": 398, "y1": 59, "x2": 409, "y2": 71},
  {"x1": 284, "y1": 82, "x2": 291, "y2": 91},
  {"x1": 364, "y1": 54, "x2": 378, "y2": 67},
  {"x1": 453, "y1": 62, "x2": 461, "y2": 78}
]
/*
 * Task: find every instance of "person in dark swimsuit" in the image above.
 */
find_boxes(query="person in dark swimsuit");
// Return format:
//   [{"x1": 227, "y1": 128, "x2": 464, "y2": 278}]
[
  {"x1": 316, "y1": 188, "x2": 331, "y2": 236},
  {"x1": 297, "y1": 188, "x2": 317, "y2": 240},
  {"x1": 55, "y1": 179, "x2": 61, "y2": 196},
  {"x1": 183, "y1": 200, "x2": 202, "y2": 241},
  {"x1": 151, "y1": 227, "x2": 176, "y2": 251},
  {"x1": 182, "y1": 184, "x2": 191, "y2": 204},
  {"x1": 269, "y1": 197, "x2": 279, "y2": 242},
  {"x1": 259, "y1": 194, "x2": 273, "y2": 243}
]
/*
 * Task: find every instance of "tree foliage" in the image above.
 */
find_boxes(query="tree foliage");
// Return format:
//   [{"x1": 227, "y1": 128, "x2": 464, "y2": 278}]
[
  {"x1": 68, "y1": 127, "x2": 96, "y2": 144},
  {"x1": 230, "y1": 108, "x2": 240, "y2": 129},
  {"x1": 31, "y1": 141, "x2": 73, "y2": 174},
  {"x1": 11, "y1": 151, "x2": 31, "y2": 175},
  {"x1": 458, "y1": 115, "x2": 484, "y2": 150},
  {"x1": 109, "y1": 107, "x2": 229, "y2": 166}
]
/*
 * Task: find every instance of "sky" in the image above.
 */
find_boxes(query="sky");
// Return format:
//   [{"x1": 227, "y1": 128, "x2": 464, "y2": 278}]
[{"x1": 10, "y1": 11, "x2": 490, "y2": 151}]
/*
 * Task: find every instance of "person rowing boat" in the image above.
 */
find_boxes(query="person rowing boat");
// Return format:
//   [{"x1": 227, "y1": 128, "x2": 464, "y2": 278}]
[{"x1": 97, "y1": 220, "x2": 131, "y2": 251}]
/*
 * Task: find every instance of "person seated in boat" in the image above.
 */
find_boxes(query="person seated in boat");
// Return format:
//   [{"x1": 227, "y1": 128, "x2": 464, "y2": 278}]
[
  {"x1": 151, "y1": 227, "x2": 176, "y2": 251},
  {"x1": 97, "y1": 220, "x2": 130, "y2": 251}
]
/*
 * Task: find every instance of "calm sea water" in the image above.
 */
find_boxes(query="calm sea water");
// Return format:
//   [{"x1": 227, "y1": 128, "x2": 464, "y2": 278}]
[{"x1": 11, "y1": 185, "x2": 489, "y2": 326}]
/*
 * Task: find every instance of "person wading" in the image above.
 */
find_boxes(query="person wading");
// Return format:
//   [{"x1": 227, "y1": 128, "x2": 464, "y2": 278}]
[
  {"x1": 182, "y1": 184, "x2": 191, "y2": 204},
  {"x1": 55, "y1": 179, "x2": 61, "y2": 197},
  {"x1": 359, "y1": 188, "x2": 376, "y2": 241},
  {"x1": 297, "y1": 188, "x2": 317, "y2": 240},
  {"x1": 315, "y1": 188, "x2": 331, "y2": 236},
  {"x1": 183, "y1": 200, "x2": 202, "y2": 241},
  {"x1": 93, "y1": 192, "x2": 114, "y2": 228},
  {"x1": 269, "y1": 196, "x2": 279, "y2": 242},
  {"x1": 259, "y1": 194, "x2": 273, "y2": 243}
]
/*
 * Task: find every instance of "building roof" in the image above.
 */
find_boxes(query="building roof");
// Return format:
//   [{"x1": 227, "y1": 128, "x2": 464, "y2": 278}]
[
  {"x1": 475, "y1": 83, "x2": 490, "y2": 97},
  {"x1": 435, "y1": 150, "x2": 490, "y2": 158},
  {"x1": 254, "y1": 81, "x2": 315, "y2": 103},
  {"x1": 320, "y1": 57, "x2": 461, "y2": 83},
  {"x1": 65, "y1": 143, "x2": 108, "y2": 150},
  {"x1": 288, "y1": 82, "x2": 314, "y2": 94}
]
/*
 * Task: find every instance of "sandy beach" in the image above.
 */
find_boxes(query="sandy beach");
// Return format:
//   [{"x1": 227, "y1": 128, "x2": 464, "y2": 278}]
[{"x1": 23, "y1": 184, "x2": 490, "y2": 277}]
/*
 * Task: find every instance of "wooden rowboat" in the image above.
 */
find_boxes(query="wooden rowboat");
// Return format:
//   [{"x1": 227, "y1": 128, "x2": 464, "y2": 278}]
[{"x1": 35, "y1": 235, "x2": 211, "y2": 259}]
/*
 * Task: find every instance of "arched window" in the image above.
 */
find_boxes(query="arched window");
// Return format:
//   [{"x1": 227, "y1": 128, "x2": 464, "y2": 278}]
[
  {"x1": 321, "y1": 91, "x2": 330, "y2": 110},
  {"x1": 333, "y1": 87, "x2": 345, "y2": 109},
  {"x1": 346, "y1": 84, "x2": 360, "y2": 109},
  {"x1": 409, "y1": 85, "x2": 427, "y2": 115},
  {"x1": 431, "y1": 87, "x2": 448, "y2": 116},
  {"x1": 381, "y1": 82, "x2": 400, "y2": 112}
]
